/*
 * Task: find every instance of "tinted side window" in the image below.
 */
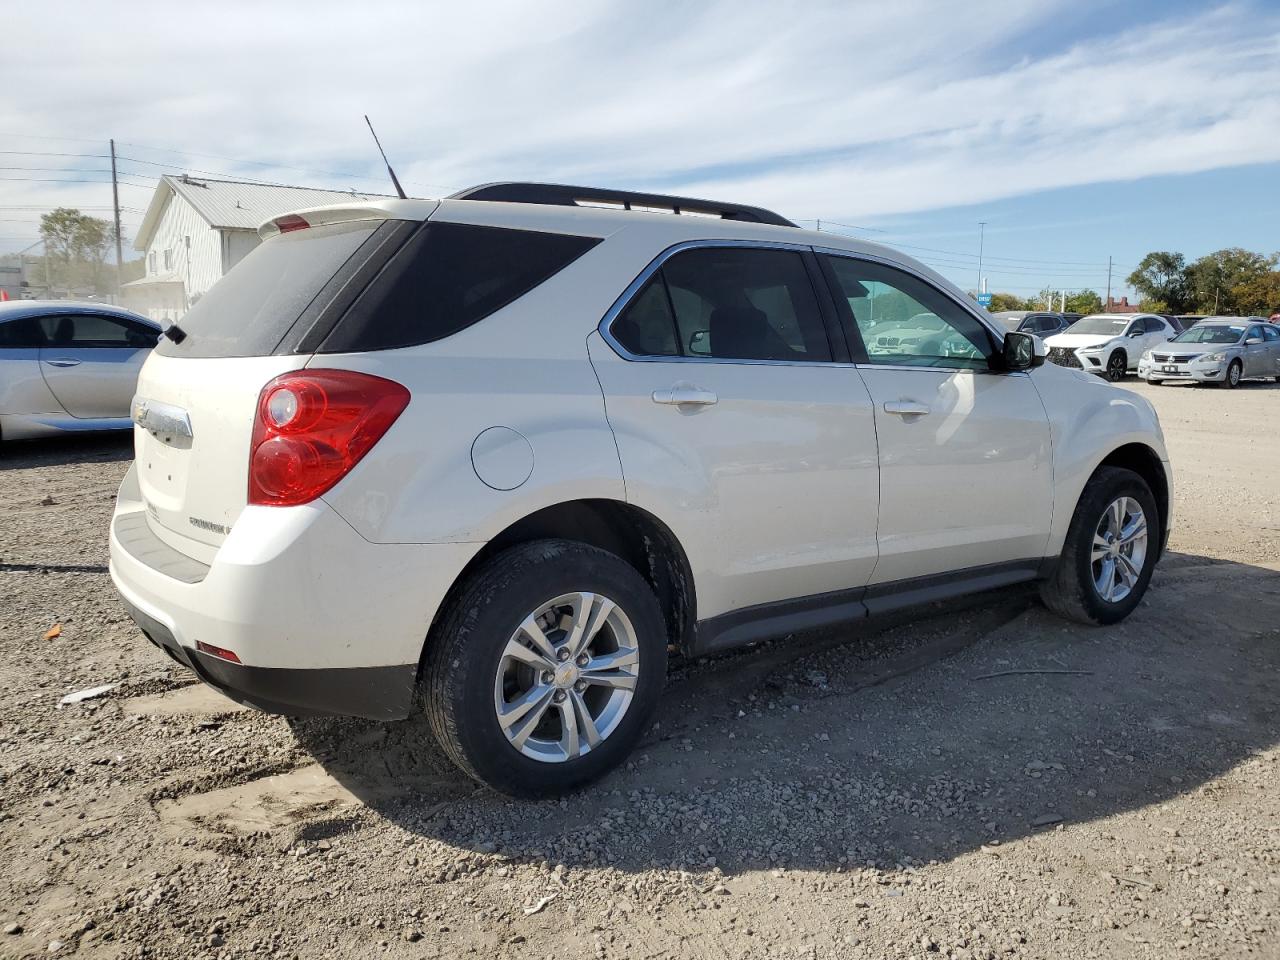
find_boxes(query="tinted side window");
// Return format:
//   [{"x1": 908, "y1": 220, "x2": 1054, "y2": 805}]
[
  {"x1": 658, "y1": 247, "x2": 831, "y2": 362},
  {"x1": 820, "y1": 256, "x2": 994, "y2": 369},
  {"x1": 1246, "y1": 326, "x2": 1264, "y2": 341},
  {"x1": 0, "y1": 316, "x2": 44, "y2": 347},
  {"x1": 39, "y1": 314, "x2": 156, "y2": 348},
  {"x1": 612, "y1": 276, "x2": 680, "y2": 357},
  {"x1": 322, "y1": 222, "x2": 601, "y2": 353},
  {"x1": 1262, "y1": 325, "x2": 1279, "y2": 342}
]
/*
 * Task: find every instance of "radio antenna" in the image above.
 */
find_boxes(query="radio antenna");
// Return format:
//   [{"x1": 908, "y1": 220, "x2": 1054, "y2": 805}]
[{"x1": 364, "y1": 115, "x2": 407, "y2": 200}]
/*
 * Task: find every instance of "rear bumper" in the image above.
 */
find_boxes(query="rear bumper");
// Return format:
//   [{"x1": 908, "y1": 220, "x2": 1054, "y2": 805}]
[
  {"x1": 109, "y1": 464, "x2": 479, "y2": 720},
  {"x1": 118, "y1": 592, "x2": 415, "y2": 718}
]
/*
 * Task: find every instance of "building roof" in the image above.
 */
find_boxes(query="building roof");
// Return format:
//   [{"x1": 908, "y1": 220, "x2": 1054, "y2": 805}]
[{"x1": 134, "y1": 174, "x2": 386, "y2": 251}]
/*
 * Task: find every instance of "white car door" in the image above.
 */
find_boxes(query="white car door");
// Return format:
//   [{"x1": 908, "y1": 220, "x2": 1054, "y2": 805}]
[
  {"x1": 36, "y1": 312, "x2": 158, "y2": 419},
  {"x1": 1142, "y1": 317, "x2": 1174, "y2": 360},
  {"x1": 588, "y1": 243, "x2": 881, "y2": 625},
  {"x1": 817, "y1": 253, "x2": 1053, "y2": 586}
]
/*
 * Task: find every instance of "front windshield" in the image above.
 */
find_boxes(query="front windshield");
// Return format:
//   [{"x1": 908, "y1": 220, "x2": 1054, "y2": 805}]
[
  {"x1": 1172, "y1": 324, "x2": 1244, "y2": 345},
  {"x1": 1069, "y1": 316, "x2": 1130, "y2": 336}
]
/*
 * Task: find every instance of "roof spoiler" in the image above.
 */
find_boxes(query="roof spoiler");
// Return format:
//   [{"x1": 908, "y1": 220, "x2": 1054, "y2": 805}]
[
  {"x1": 449, "y1": 182, "x2": 797, "y2": 228},
  {"x1": 257, "y1": 200, "x2": 439, "y2": 239}
]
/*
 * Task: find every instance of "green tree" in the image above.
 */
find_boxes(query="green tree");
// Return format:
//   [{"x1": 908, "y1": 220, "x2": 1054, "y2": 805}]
[
  {"x1": 1230, "y1": 270, "x2": 1280, "y2": 316},
  {"x1": 38, "y1": 207, "x2": 117, "y2": 295},
  {"x1": 1184, "y1": 248, "x2": 1277, "y2": 315},
  {"x1": 1064, "y1": 289, "x2": 1102, "y2": 315},
  {"x1": 1126, "y1": 252, "x2": 1189, "y2": 313},
  {"x1": 987, "y1": 292, "x2": 1028, "y2": 312}
]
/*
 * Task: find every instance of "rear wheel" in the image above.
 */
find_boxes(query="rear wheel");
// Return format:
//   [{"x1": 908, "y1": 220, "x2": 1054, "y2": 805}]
[
  {"x1": 423, "y1": 540, "x2": 667, "y2": 797},
  {"x1": 1105, "y1": 351, "x2": 1127, "y2": 381},
  {"x1": 1040, "y1": 467, "x2": 1158, "y2": 626}
]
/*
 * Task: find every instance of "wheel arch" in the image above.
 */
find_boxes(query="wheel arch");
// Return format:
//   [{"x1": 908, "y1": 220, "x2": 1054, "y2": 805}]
[
  {"x1": 1095, "y1": 443, "x2": 1169, "y2": 558},
  {"x1": 419, "y1": 498, "x2": 697, "y2": 677}
]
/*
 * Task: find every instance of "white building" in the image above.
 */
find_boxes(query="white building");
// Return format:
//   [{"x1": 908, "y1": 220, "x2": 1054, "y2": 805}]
[{"x1": 123, "y1": 174, "x2": 382, "y2": 322}]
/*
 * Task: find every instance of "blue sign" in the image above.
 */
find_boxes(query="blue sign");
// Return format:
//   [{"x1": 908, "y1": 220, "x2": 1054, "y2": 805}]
[{"x1": 976, "y1": 293, "x2": 993, "y2": 307}]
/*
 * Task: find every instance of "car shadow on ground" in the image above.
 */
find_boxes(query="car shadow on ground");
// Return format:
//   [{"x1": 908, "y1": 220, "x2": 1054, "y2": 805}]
[
  {"x1": 291, "y1": 550, "x2": 1280, "y2": 876},
  {"x1": 0, "y1": 432, "x2": 133, "y2": 470}
]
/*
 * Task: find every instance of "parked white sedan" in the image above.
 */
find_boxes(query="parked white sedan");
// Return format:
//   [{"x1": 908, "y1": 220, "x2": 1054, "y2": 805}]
[
  {"x1": 1043, "y1": 313, "x2": 1175, "y2": 381},
  {"x1": 0, "y1": 301, "x2": 161, "y2": 443}
]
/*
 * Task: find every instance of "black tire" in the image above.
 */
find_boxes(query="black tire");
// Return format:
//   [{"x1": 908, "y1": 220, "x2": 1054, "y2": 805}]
[
  {"x1": 423, "y1": 539, "x2": 667, "y2": 798},
  {"x1": 1147, "y1": 378, "x2": 1163, "y2": 385},
  {"x1": 1220, "y1": 360, "x2": 1242, "y2": 389},
  {"x1": 1105, "y1": 350, "x2": 1127, "y2": 381},
  {"x1": 1039, "y1": 466, "x2": 1158, "y2": 626}
]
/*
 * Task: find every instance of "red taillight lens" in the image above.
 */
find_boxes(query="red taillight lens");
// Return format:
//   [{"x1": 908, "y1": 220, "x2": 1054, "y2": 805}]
[
  {"x1": 196, "y1": 640, "x2": 241, "y2": 664},
  {"x1": 273, "y1": 214, "x2": 310, "y2": 234},
  {"x1": 248, "y1": 370, "x2": 410, "y2": 506}
]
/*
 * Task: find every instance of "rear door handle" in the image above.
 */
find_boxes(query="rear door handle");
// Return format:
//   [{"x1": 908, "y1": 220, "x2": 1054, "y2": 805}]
[
  {"x1": 652, "y1": 385, "x2": 718, "y2": 406},
  {"x1": 44, "y1": 358, "x2": 82, "y2": 368},
  {"x1": 883, "y1": 400, "x2": 930, "y2": 417}
]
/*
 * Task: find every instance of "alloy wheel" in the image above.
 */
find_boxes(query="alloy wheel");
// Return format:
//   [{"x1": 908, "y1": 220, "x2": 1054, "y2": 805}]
[
  {"x1": 1106, "y1": 352, "x2": 1126, "y2": 381},
  {"x1": 493, "y1": 592, "x2": 639, "y2": 763},
  {"x1": 1091, "y1": 497, "x2": 1148, "y2": 603}
]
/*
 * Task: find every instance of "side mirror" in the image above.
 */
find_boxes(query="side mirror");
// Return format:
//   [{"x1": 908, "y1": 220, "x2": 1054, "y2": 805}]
[
  {"x1": 1002, "y1": 331, "x2": 1044, "y2": 371},
  {"x1": 1245, "y1": 337, "x2": 1263, "y2": 345},
  {"x1": 1127, "y1": 329, "x2": 1143, "y2": 338}
]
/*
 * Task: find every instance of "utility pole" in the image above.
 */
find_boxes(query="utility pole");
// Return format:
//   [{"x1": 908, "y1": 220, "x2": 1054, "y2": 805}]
[
  {"x1": 977, "y1": 221, "x2": 987, "y2": 293},
  {"x1": 110, "y1": 139, "x2": 124, "y2": 294},
  {"x1": 1105, "y1": 255, "x2": 1112, "y2": 310}
]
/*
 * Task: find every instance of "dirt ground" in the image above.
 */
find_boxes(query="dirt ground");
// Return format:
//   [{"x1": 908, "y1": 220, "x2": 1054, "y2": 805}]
[{"x1": 2, "y1": 377, "x2": 1278, "y2": 960}]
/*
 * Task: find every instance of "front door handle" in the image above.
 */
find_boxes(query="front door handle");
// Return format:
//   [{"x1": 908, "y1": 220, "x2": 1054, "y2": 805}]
[
  {"x1": 44, "y1": 358, "x2": 82, "y2": 368},
  {"x1": 652, "y1": 385, "x2": 718, "y2": 406},
  {"x1": 883, "y1": 400, "x2": 930, "y2": 417}
]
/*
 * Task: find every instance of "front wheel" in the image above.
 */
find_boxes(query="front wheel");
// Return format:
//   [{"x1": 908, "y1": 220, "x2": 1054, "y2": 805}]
[
  {"x1": 1105, "y1": 351, "x2": 1128, "y2": 381},
  {"x1": 1220, "y1": 360, "x2": 1242, "y2": 389},
  {"x1": 423, "y1": 540, "x2": 667, "y2": 797},
  {"x1": 1040, "y1": 467, "x2": 1158, "y2": 625}
]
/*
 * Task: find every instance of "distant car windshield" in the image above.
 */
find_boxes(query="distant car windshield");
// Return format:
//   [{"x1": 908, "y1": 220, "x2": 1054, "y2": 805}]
[
  {"x1": 991, "y1": 313, "x2": 1024, "y2": 332},
  {"x1": 1070, "y1": 316, "x2": 1130, "y2": 335},
  {"x1": 1172, "y1": 324, "x2": 1244, "y2": 344}
]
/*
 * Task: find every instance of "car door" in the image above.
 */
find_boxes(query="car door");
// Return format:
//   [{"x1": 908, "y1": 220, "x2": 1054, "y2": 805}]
[
  {"x1": 1241, "y1": 325, "x2": 1268, "y2": 378},
  {"x1": 1143, "y1": 316, "x2": 1173, "y2": 356},
  {"x1": 587, "y1": 242, "x2": 881, "y2": 622},
  {"x1": 1261, "y1": 324, "x2": 1280, "y2": 377},
  {"x1": 36, "y1": 312, "x2": 158, "y2": 419},
  {"x1": 817, "y1": 252, "x2": 1053, "y2": 586},
  {"x1": 0, "y1": 314, "x2": 65, "y2": 418}
]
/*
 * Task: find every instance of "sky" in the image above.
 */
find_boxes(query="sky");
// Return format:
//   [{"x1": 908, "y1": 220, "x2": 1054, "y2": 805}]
[{"x1": 2, "y1": 0, "x2": 1278, "y2": 298}]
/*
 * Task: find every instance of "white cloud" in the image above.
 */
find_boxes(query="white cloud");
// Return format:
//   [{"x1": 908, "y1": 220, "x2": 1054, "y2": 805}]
[{"x1": 1, "y1": 0, "x2": 1277, "y2": 251}]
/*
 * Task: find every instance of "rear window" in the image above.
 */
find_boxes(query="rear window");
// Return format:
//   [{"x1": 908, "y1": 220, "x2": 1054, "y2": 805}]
[
  {"x1": 155, "y1": 220, "x2": 380, "y2": 359},
  {"x1": 316, "y1": 222, "x2": 601, "y2": 353}
]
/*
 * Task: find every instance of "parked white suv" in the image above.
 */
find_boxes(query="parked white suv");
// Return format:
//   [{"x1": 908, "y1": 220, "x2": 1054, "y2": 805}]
[
  {"x1": 1043, "y1": 313, "x2": 1175, "y2": 380},
  {"x1": 109, "y1": 183, "x2": 1172, "y2": 796}
]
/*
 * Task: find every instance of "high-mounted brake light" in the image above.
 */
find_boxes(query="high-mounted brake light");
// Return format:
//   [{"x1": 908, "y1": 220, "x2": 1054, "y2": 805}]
[
  {"x1": 248, "y1": 370, "x2": 410, "y2": 507},
  {"x1": 273, "y1": 214, "x2": 310, "y2": 234}
]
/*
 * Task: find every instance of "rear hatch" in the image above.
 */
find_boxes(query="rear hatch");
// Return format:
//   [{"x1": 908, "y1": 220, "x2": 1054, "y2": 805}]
[{"x1": 131, "y1": 206, "x2": 428, "y2": 558}]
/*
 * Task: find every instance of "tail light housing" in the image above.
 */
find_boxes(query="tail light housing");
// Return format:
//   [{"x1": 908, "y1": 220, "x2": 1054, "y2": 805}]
[{"x1": 249, "y1": 369, "x2": 410, "y2": 506}]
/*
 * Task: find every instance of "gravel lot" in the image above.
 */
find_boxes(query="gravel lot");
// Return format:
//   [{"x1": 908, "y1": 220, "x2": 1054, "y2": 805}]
[{"x1": 2, "y1": 378, "x2": 1278, "y2": 960}]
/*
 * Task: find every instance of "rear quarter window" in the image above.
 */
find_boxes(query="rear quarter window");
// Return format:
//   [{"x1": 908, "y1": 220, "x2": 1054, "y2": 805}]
[{"x1": 317, "y1": 222, "x2": 601, "y2": 353}]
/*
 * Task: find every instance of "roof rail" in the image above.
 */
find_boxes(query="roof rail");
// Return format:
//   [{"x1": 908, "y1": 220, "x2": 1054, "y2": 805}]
[{"x1": 448, "y1": 182, "x2": 797, "y2": 228}]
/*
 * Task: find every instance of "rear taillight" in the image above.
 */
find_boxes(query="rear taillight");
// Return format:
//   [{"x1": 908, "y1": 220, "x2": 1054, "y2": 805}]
[{"x1": 248, "y1": 370, "x2": 410, "y2": 507}]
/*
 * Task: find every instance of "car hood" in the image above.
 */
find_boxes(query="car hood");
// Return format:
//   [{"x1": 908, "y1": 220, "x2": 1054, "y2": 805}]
[{"x1": 1043, "y1": 333, "x2": 1119, "y2": 349}]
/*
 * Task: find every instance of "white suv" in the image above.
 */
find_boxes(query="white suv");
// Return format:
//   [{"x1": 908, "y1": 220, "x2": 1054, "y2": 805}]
[{"x1": 109, "y1": 183, "x2": 1172, "y2": 797}]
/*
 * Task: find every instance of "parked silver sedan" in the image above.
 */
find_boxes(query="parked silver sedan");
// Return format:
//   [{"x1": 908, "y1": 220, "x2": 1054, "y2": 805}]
[
  {"x1": 0, "y1": 301, "x2": 160, "y2": 442},
  {"x1": 1138, "y1": 319, "x2": 1280, "y2": 388}
]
